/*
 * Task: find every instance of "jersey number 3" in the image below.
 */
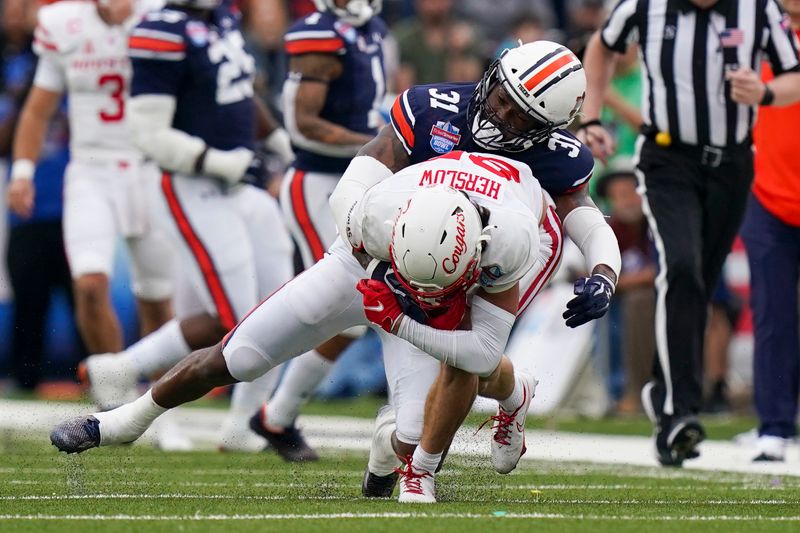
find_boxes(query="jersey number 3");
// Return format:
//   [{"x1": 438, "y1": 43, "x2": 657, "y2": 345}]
[{"x1": 99, "y1": 74, "x2": 125, "y2": 123}]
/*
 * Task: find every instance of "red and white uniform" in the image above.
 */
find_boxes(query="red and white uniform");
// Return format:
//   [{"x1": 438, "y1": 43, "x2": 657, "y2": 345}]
[
  {"x1": 222, "y1": 151, "x2": 562, "y2": 443},
  {"x1": 32, "y1": 0, "x2": 173, "y2": 298}
]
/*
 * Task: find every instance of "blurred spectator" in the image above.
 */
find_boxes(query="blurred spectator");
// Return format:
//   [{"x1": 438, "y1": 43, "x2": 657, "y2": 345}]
[
  {"x1": 392, "y1": 0, "x2": 483, "y2": 92},
  {"x1": 1, "y1": 0, "x2": 81, "y2": 392},
  {"x1": 595, "y1": 160, "x2": 656, "y2": 415},
  {"x1": 701, "y1": 280, "x2": 742, "y2": 414},
  {"x1": 456, "y1": 0, "x2": 555, "y2": 54},
  {"x1": 739, "y1": 0, "x2": 800, "y2": 462},
  {"x1": 600, "y1": 44, "x2": 642, "y2": 161},
  {"x1": 493, "y1": 12, "x2": 548, "y2": 59},
  {"x1": 565, "y1": 0, "x2": 607, "y2": 58}
]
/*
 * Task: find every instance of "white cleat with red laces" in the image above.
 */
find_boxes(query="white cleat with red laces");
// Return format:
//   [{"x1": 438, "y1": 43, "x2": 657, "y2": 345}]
[
  {"x1": 486, "y1": 372, "x2": 538, "y2": 474},
  {"x1": 396, "y1": 455, "x2": 436, "y2": 503}
]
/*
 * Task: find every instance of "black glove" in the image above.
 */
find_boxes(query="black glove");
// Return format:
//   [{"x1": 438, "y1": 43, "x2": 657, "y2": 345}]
[
  {"x1": 562, "y1": 274, "x2": 614, "y2": 328},
  {"x1": 370, "y1": 261, "x2": 428, "y2": 324},
  {"x1": 240, "y1": 151, "x2": 270, "y2": 189}
]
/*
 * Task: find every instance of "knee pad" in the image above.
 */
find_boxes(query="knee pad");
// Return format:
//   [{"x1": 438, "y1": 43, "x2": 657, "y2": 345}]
[
  {"x1": 394, "y1": 400, "x2": 426, "y2": 446},
  {"x1": 222, "y1": 338, "x2": 273, "y2": 383}
]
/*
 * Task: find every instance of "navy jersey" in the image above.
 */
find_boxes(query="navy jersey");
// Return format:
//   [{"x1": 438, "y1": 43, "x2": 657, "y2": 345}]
[
  {"x1": 390, "y1": 82, "x2": 594, "y2": 196},
  {"x1": 129, "y1": 2, "x2": 255, "y2": 151},
  {"x1": 283, "y1": 11, "x2": 387, "y2": 174}
]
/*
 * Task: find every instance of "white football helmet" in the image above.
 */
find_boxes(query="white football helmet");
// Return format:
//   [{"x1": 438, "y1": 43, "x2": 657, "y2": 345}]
[
  {"x1": 165, "y1": 0, "x2": 222, "y2": 9},
  {"x1": 470, "y1": 40, "x2": 586, "y2": 151},
  {"x1": 390, "y1": 185, "x2": 489, "y2": 308},
  {"x1": 312, "y1": 0, "x2": 382, "y2": 26}
]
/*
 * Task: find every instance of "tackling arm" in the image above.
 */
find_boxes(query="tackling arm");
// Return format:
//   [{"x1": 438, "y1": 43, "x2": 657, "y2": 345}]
[{"x1": 329, "y1": 125, "x2": 411, "y2": 248}]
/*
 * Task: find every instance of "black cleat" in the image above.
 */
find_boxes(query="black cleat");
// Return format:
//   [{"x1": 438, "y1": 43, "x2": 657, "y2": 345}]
[
  {"x1": 249, "y1": 406, "x2": 319, "y2": 462},
  {"x1": 753, "y1": 453, "x2": 784, "y2": 462},
  {"x1": 642, "y1": 382, "x2": 705, "y2": 467},
  {"x1": 361, "y1": 467, "x2": 399, "y2": 498},
  {"x1": 50, "y1": 415, "x2": 101, "y2": 454}
]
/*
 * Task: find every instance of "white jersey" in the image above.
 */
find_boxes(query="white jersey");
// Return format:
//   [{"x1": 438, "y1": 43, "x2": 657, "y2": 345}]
[
  {"x1": 359, "y1": 150, "x2": 547, "y2": 293},
  {"x1": 32, "y1": 0, "x2": 162, "y2": 161}
]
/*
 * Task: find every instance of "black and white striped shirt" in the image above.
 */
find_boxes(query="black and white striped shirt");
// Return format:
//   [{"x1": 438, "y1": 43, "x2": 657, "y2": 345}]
[{"x1": 601, "y1": 0, "x2": 800, "y2": 147}]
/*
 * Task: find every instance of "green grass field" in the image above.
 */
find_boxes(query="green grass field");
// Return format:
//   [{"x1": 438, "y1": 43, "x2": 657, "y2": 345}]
[{"x1": 0, "y1": 423, "x2": 798, "y2": 532}]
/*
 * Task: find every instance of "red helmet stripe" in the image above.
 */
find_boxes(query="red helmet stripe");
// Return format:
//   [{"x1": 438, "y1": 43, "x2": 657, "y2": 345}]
[{"x1": 523, "y1": 52, "x2": 576, "y2": 92}]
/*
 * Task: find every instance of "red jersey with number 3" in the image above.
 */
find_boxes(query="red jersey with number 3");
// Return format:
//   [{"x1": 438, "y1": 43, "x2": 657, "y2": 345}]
[
  {"x1": 753, "y1": 28, "x2": 800, "y2": 227},
  {"x1": 32, "y1": 0, "x2": 162, "y2": 160}
]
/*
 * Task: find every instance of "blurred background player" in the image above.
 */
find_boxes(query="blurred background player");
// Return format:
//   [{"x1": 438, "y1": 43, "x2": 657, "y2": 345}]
[
  {"x1": 740, "y1": 0, "x2": 800, "y2": 462},
  {"x1": 252, "y1": 0, "x2": 387, "y2": 461},
  {"x1": 6, "y1": 0, "x2": 175, "y2": 357},
  {"x1": 79, "y1": 0, "x2": 295, "y2": 450}
]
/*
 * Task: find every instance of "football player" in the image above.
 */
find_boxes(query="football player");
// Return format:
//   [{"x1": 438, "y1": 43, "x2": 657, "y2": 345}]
[
  {"x1": 330, "y1": 40, "x2": 621, "y2": 501},
  {"x1": 75, "y1": 0, "x2": 296, "y2": 450},
  {"x1": 253, "y1": 0, "x2": 388, "y2": 461},
  {"x1": 49, "y1": 151, "x2": 553, "y2": 502},
  {"x1": 7, "y1": 0, "x2": 174, "y2": 355}
]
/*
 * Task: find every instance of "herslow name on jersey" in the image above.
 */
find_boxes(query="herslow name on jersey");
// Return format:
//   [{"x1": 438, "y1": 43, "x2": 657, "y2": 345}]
[
  {"x1": 389, "y1": 81, "x2": 595, "y2": 196},
  {"x1": 359, "y1": 150, "x2": 543, "y2": 293},
  {"x1": 128, "y1": 0, "x2": 256, "y2": 151}
]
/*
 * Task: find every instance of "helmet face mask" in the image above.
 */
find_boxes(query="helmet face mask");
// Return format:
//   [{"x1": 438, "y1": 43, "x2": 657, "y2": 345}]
[
  {"x1": 312, "y1": 0, "x2": 382, "y2": 26},
  {"x1": 389, "y1": 186, "x2": 488, "y2": 310},
  {"x1": 469, "y1": 41, "x2": 586, "y2": 152}
]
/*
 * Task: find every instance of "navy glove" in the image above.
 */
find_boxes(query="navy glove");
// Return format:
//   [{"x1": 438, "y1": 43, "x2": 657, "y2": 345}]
[
  {"x1": 562, "y1": 274, "x2": 615, "y2": 328},
  {"x1": 241, "y1": 151, "x2": 270, "y2": 189}
]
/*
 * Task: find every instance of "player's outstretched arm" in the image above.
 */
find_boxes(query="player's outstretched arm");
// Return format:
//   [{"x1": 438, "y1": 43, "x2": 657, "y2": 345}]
[
  {"x1": 358, "y1": 280, "x2": 518, "y2": 377},
  {"x1": 555, "y1": 187, "x2": 621, "y2": 327},
  {"x1": 7, "y1": 86, "x2": 62, "y2": 218}
]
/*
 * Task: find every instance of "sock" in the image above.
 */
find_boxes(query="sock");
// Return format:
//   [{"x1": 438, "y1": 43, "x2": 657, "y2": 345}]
[
  {"x1": 368, "y1": 406, "x2": 402, "y2": 476},
  {"x1": 229, "y1": 365, "x2": 283, "y2": 418},
  {"x1": 94, "y1": 389, "x2": 167, "y2": 445},
  {"x1": 411, "y1": 446, "x2": 442, "y2": 474},
  {"x1": 499, "y1": 374, "x2": 525, "y2": 412},
  {"x1": 124, "y1": 319, "x2": 191, "y2": 377},
  {"x1": 266, "y1": 350, "x2": 333, "y2": 429}
]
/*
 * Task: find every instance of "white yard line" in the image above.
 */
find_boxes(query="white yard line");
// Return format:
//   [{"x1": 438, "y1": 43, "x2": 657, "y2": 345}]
[
  {"x1": 2, "y1": 399, "x2": 799, "y2": 477},
  {"x1": 0, "y1": 513, "x2": 800, "y2": 522}
]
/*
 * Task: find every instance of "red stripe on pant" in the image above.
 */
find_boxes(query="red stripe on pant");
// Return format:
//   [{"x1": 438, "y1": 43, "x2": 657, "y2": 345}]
[
  {"x1": 289, "y1": 169, "x2": 326, "y2": 262},
  {"x1": 517, "y1": 206, "x2": 564, "y2": 317},
  {"x1": 161, "y1": 172, "x2": 237, "y2": 330}
]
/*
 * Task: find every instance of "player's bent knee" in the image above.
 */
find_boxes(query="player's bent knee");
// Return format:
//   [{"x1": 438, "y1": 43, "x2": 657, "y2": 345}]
[
  {"x1": 223, "y1": 340, "x2": 273, "y2": 382},
  {"x1": 395, "y1": 402, "x2": 425, "y2": 445}
]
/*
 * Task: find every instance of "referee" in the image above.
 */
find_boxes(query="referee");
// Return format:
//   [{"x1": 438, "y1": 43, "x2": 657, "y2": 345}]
[{"x1": 580, "y1": 0, "x2": 800, "y2": 467}]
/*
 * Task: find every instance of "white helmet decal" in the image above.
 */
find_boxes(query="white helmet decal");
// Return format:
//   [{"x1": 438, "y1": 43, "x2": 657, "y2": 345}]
[
  {"x1": 390, "y1": 185, "x2": 488, "y2": 307},
  {"x1": 470, "y1": 40, "x2": 586, "y2": 151}
]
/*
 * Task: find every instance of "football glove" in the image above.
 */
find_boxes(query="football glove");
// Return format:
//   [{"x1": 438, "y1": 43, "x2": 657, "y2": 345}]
[
  {"x1": 562, "y1": 274, "x2": 615, "y2": 328},
  {"x1": 357, "y1": 279, "x2": 404, "y2": 333}
]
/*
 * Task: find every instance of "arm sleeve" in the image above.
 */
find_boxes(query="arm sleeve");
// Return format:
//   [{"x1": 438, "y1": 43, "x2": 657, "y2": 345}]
[
  {"x1": 395, "y1": 296, "x2": 515, "y2": 377},
  {"x1": 763, "y1": 0, "x2": 800, "y2": 75},
  {"x1": 32, "y1": 53, "x2": 66, "y2": 93},
  {"x1": 600, "y1": 0, "x2": 640, "y2": 53}
]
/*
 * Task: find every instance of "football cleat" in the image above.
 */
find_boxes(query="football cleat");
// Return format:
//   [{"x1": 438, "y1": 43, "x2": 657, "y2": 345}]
[
  {"x1": 50, "y1": 415, "x2": 102, "y2": 454},
  {"x1": 362, "y1": 468, "x2": 399, "y2": 498},
  {"x1": 643, "y1": 381, "x2": 705, "y2": 467},
  {"x1": 217, "y1": 413, "x2": 267, "y2": 453},
  {"x1": 480, "y1": 372, "x2": 537, "y2": 474},
  {"x1": 78, "y1": 353, "x2": 139, "y2": 411},
  {"x1": 396, "y1": 455, "x2": 436, "y2": 503},
  {"x1": 752, "y1": 435, "x2": 789, "y2": 462},
  {"x1": 248, "y1": 405, "x2": 319, "y2": 462}
]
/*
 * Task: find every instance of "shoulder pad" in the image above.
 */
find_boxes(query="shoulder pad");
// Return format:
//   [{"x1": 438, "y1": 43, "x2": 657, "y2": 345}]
[
  {"x1": 285, "y1": 13, "x2": 345, "y2": 56},
  {"x1": 34, "y1": 1, "x2": 95, "y2": 56},
  {"x1": 129, "y1": 9, "x2": 188, "y2": 61}
]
